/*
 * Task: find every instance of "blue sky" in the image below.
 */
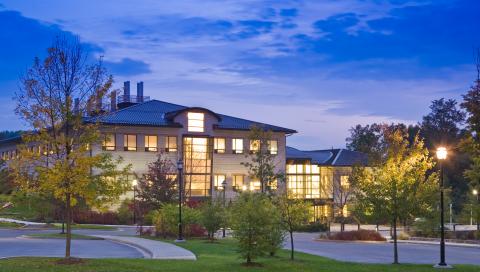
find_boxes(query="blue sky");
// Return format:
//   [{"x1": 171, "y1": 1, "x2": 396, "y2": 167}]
[{"x1": 0, "y1": 0, "x2": 479, "y2": 149}]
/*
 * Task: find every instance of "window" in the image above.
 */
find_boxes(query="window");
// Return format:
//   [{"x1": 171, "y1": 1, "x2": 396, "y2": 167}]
[
  {"x1": 249, "y1": 180, "x2": 261, "y2": 191},
  {"x1": 187, "y1": 112, "x2": 205, "y2": 132},
  {"x1": 165, "y1": 136, "x2": 177, "y2": 152},
  {"x1": 214, "y1": 138, "x2": 225, "y2": 153},
  {"x1": 286, "y1": 163, "x2": 331, "y2": 199},
  {"x1": 145, "y1": 135, "x2": 158, "y2": 152},
  {"x1": 340, "y1": 175, "x2": 349, "y2": 189},
  {"x1": 249, "y1": 140, "x2": 260, "y2": 153},
  {"x1": 124, "y1": 134, "x2": 137, "y2": 151},
  {"x1": 268, "y1": 140, "x2": 278, "y2": 155},
  {"x1": 232, "y1": 138, "x2": 243, "y2": 154},
  {"x1": 233, "y1": 175, "x2": 245, "y2": 191},
  {"x1": 102, "y1": 134, "x2": 116, "y2": 151},
  {"x1": 214, "y1": 174, "x2": 226, "y2": 190}
]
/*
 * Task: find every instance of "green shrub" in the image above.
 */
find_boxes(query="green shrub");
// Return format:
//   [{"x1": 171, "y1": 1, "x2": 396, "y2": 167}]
[
  {"x1": 295, "y1": 222, "x2": 329, "y2": 232},
  {"x1": 231, "y1": 192, "x2": 281, "y2": 264},
  {"x1": 152, "y1": 203, "x2": 203, "y2": 238},
  {"x1": 199, "y1": 199, "x2": 226, "y2": 241},
  {"x1": 117, "y1": 199, "x2": 133, "y2": 225}
]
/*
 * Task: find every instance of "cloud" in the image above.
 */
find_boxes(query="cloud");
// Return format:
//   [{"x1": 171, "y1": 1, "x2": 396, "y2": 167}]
[{"x1": 104, "y1": 58, "x2": 151, "y2": 76}]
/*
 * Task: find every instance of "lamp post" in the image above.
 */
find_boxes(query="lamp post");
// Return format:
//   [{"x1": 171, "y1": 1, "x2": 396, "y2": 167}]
[
  {"x1": 434, "y1": 147, "x2": 450, "y2": 269},
  {"x1": 222, "y1": 179, "x2": 227, "y2": 238},
  {"x1": 473, "y1": 189, "x2": 479, "y2": 231},
  {"x1": 132, "y1": 179, "x2": 138, "y2": 225},
  {"x1": 176, "y1": 159, "x2": 185, "y2": 242}
]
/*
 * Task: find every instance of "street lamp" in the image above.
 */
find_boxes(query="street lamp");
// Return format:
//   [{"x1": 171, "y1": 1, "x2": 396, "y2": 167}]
[
  {"x1": 434, "y1": 147, "x2": 450, "y2": 269},
  {"x1": 221, "y1": 179, "x2": 227, "y2": 238},
  {"x1": 473, "y1": 189, "x2": 479, "y2": 231},
  {"x1": 175, "y1": 159, "x2": 185, "y2": 242},
  {"x1": 132, "y1": 179, "x2": 138, "y2": 225}
]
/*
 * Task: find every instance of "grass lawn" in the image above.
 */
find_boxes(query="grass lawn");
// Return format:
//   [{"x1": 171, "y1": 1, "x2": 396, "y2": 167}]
[
  {"x1": 25, "y1": 233, "x2": 104, "y2": 240},
  {"x1": 51, "y1": 223, "x2": 117, "y2": 231},
  {"x1": 0, "y1": 239, "x2": 478, "y2": 272},
  {"x1": 0, "y1": 221, "x2": 24, "y2": 228}
]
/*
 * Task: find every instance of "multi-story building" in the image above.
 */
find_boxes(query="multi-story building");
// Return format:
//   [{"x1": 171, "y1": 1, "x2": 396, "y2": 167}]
[{"x1": 0, "y1": 81, "x2": 367, "y2": 221}]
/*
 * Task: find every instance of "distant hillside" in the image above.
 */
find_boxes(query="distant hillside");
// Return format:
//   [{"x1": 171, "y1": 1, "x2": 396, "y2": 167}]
[{"x1": 0, "y1": 130, "x2": 23, "y2": 141}]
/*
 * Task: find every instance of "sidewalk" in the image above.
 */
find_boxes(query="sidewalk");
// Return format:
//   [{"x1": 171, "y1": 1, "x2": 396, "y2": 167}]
[
  {"x1": 0, "y1": 217, "x2": 45, "y2": 226},
  {"x1": 94, "y1": 235, "x2": 197, "y2": 260}
]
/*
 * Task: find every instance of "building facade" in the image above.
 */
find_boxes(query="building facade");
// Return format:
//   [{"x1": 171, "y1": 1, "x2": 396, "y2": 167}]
[{"x1": 0, "y1": 81, "x2": 366, "y2": 220}]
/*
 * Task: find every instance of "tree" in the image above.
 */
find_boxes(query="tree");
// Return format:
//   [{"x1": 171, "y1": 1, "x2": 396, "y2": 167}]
[
  {"x1": 0, "y1": 160, "x2": 14, "y2": 194},
  {"x1": 10, "y1": 36, "x2": 130, "y2": 259},
  {"x1": 332, "y1": 171, "x2": 356, "y2": 232},
  {"x1": 242, "y1": 126, "x2": 282, "y2": 194},
  {"x1": 231, "y1": 192, "x2": 277, "y2": 264},
  {"x1": 276, "y1": 193, "x2": 309, "y2": 260},
  {"x1": 353, "y1": 125, "x2": 437, "y2": 264},
  {"x1": 462, "y1": 48, "x2": 480, "y2": 217},
  {"x1": 346, "y1": 124, "x2": 382, "y2": 155},
  {"x1": 199, "y1": 199, "x2": 226, "y2": 241},
  {"x1": 137, "y1": 152, "x2": 178, "y2": 211}
]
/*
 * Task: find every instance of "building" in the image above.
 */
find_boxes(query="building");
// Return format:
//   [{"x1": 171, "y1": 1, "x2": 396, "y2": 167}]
[
  {"x1": 286, "y1": 147, "x2": 368, "y2": 222},
  {"x1": 0, "y1": 81, "x2": 367, "y2": 220}
]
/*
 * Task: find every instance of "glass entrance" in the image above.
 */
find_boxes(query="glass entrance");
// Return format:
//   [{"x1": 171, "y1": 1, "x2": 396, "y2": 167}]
[{"x1": 183, "y1": 137, "x2": 212, "y2": 197}]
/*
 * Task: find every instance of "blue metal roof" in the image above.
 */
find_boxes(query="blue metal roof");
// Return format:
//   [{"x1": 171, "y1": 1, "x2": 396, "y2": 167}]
[
  {"x1": 286, "y1": 146, "x2": 368, "y2": 166},
  {"x1": 89, "y1": 100, "x2": 297, "y2": 133}
]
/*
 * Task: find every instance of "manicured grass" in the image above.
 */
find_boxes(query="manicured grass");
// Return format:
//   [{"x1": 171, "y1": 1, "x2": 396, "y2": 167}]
[
  {"x1": 0, "y1": 239, "x2": 478, "y2": 272},
  {"x1": 51, "y1": 223, "x2": 117, "y2": 230},
  {"x1": 0, "y1": 221, "x2": 24, "y2": 228},
  {"x1": 25, "y1": 233, "x2": 104, "y2": 240}
]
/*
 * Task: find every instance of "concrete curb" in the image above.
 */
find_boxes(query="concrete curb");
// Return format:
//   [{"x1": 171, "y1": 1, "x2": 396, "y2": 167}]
[
  {"x1": 93, "y1": 235, "x2": 197, "y2": 260},
  {"x1": 391, "y1": 239, "x2": 480, "y2": 248}
]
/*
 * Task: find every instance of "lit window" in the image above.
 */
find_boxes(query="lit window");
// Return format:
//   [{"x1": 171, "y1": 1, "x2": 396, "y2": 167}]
[
  {"x1": 232, "y1": 138, "x2": 243, "y2": 154},
  {"x1": 187, "y1": 112, "x2": 205, "y2": 132},
  {"x1": 165, "y1": 136, "x2": 177, "y2": 152},
  {"x1": 102, "y1": 134, "x2": 116, "y2": 151},
  {"x1": 214, "y1": 174, "x2": 226, "y2": 190},
  {"x1": 269, "y1": 179, "x2": 278, "y2": 190},
  {"x1": 124, "y1": 134, "x2": 137, "y2": 151},
  {"x1": 214, "y1": 138, "x2": 225, "y2": 153},
  {"x1": 268, "y1": 140, "x2": 278, "y2": 155},
  {"x1": 145, "y1": 135, "x2": 158, "y2": 152},
  {"x1": 249, "y1": 140, "x2": 260, "y2": 153},
  {"x1": 249, "y1": 180, "x2": 261, "y2": 191},
  {"x1": 233, "y1": 175, "x2": 244, "y2": 191},
  {"x1": 340, "y1": 176, "x2": 349, "y2": 189}
]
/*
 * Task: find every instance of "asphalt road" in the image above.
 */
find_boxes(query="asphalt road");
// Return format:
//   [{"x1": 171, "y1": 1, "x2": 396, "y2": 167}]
[
  {"x1": 285, "y1": 232, "x2": 480, "y2": 265},
  {"x1": 0, "y1": 228, "x2": 143, "y2": 259}
]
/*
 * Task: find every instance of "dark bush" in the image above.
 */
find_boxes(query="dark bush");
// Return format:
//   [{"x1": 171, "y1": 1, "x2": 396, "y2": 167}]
[
  {"x1": 327, "y1": 230, "x2": 386, "y2": 241},
  {"x1": 71, "y1": 210, "x2": 120, "y2": 225},
  {"x1": 294, "y1": 222, "x2": 328, "y2": 232}
]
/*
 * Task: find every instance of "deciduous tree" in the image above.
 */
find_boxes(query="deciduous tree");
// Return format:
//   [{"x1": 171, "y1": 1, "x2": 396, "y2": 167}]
[{"x1": 11, "y1": 36, "x2": 130, "y2": 259}]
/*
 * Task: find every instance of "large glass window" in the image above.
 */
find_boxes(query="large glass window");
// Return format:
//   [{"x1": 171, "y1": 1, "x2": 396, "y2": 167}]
[
  {"x1": 124, "y1": 134, "x2": 137, "y2": 151},
  {"x1": 268, "y1": 140, "x2": 278, "y2": 155},
  {"x1": 183, "y1": 137, "x2": 212, "y2": 196},
  {"x1": 187, "y1": 112, "x2": 205, "y2": 132},
  {"x1": 233, "y1": 175, "x2": 245, "y2": 191},
  {"x1": 165, "y1": 136, "x2": 177, "y2": 152},
  {"x1": 214, "y1": 174, "x2": 226, "y2": 190},
  {"x1": 214, "y1": 138, "x2": 225, "y2": 153},
  {"x1": 286, "y1": 163, "x2": 332, "y2": 199},
  {"x1": 145, "y1": 135, "x2": 158, "y2": 152},
  {"x1": 249, "y1": 180, "x2": 261, "y2": 191},
  {"x1": 102, "y1": 134, "x2": 116, "y2": 151},
  {"x1": 232, "y1": 138, "x2": 243, "y2": 154},
  {"x1": 310, "y1": 205, "x2": 332, "y2": 223}
]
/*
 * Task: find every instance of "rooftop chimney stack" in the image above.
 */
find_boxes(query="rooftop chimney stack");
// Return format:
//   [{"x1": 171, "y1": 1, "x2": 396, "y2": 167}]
[
  {"x1": 124, "y1": 81, "x2": 130, "y2": 97},
  {"x1": 110, "y1": 91, "x2": 117, "y2": 111},
  {"x1": 137, "y1": 81, "x2": 144, "y2": 103}
]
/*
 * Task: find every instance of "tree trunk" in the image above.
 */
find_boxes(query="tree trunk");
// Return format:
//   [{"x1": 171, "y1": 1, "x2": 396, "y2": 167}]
[
  {"x1": 290, "y1": 231, "x2": 294, "y2": 260},
  {"x1": 65, "y1": 193, "x2": 72, "y2": 258},
  {"x1": 392, "y1": 217, "x2": 398, "y2": 264}
]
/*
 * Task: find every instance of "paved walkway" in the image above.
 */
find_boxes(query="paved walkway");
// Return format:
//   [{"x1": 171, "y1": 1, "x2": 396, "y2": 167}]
[
  {"x1": 0, "y1": 217, "x2": 45, "y2": 226},
  {"x1": 285, "y1": 232, "x2": 480, "y2": 265},
  {"x1": 94, "y1": 235, "x2": 197, "y2": 260}
]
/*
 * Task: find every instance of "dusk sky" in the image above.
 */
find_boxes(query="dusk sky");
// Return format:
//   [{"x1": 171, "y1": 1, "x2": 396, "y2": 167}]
[{"x1": 0, "y1": 0, "x2": 479, "y2": 149}]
